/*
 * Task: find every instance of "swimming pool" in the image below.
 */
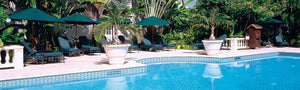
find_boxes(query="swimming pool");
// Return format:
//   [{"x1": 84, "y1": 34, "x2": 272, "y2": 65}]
[{"x1": 1, "y1": 52, "x2": 300, "y2": 90}]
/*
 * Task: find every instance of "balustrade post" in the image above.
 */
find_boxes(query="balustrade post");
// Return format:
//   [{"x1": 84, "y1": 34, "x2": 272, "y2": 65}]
[
  {"x1": 14, "y1": 46, "x2": 24, "y2": 69},
  {"x1": 5, "y1": 50, "x2": 9, "y2": 64},
  {"x1": 0, "y1": 46, "x2": 24, "y2": 69},
  {"x1": 231, "y1": 38, "x2": 238, "y2": 50}
]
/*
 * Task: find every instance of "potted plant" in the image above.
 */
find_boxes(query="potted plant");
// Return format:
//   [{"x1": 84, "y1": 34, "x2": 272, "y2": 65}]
[
  {"x1": 94, "y1": 1, "x2": 141, "y2": 65},
  {"x1": 194, "y1": 9, "x2": 235, "y2": 55}
]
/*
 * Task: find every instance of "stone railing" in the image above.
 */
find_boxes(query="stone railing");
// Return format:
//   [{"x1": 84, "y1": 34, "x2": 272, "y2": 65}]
[
  {"x1": 0, "y1": 45, "x2": 24, "y2": 69},
  {"x1": 222, "y1": 38, "x2": 249, "y2": 50}
]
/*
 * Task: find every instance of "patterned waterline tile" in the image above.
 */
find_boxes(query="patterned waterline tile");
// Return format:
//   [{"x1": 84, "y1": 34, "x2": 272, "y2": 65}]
[
  {"x1": 0, "y1": 66, "x2": 146, "y2": 89},
  {"x1": 136, "y1": 52, "x2": 295, "y2": 64}
]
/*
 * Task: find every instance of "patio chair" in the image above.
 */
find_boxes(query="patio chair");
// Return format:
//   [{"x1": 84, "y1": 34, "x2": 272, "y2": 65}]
[
  {"x1": 58, "y1": 37, "x2": 80, "y2": 56},
  {"x1": 155, "y1": 35, "x2": 176, "y2": 51},
  {"x1": 79, "y1": 36, "x2": 101, "y2": 54},
  {"x1": 99, "y1": 39, "x2": 108, "y2": 52},
  {"x1": 191, "y1": 43, "x2": 204, "y2": 49},
  {"x1": 18, "y1": 39, "x2": 64, "y2": 64},
  {"x1": 118, "y1": 35, "x2": 140, "y2": 52},
  {"x1": 275, "y1": 34, "x2": 289, "y2": 47},
  {"x1": 140, "y1": 38, "x2": 163, "y2": 51},
  {"x1": 218, "y1": 34, "x2": 227, "y2": 41},
  {"x1": 261, "y1": 40, "x2": 272, "y2": 48},
  {"x1": 218, "y1": 34, "x2": 227, "y2": 49}
]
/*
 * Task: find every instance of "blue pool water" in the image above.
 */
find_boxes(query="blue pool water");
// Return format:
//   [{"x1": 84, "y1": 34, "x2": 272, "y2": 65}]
[{"x1": 5, "y1": 55, "x2": 300, "y2": 90}]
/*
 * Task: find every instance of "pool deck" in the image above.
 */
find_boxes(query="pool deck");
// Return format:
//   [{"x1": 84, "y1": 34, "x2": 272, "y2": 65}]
[{"x1": 0, "y1": 47, "x2": 300, "y2": 81}]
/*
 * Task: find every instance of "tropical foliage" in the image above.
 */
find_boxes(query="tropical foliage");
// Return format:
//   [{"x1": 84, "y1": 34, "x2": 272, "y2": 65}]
[
  {"x1": 94, "y1": 1, "x2": 142, "y2": 45},
  {"x1": 77, "y1": 0, "x2": 106, "y2": 45},
  {"x1": 193, "y1": 0, "x2": 299, "y2": 46},
  {"x1": 193, "y1": 8, "x2": 235, "y2": 40},
  {"x1": 160, "y1": 0, "x2": 300, "y2": 47},
  {"x1": 1, "y1": 0, "x2": 300, "y2": 49},
  {"x1": 141, "y1": 0, "x2": 177, "y2": 18},
  {"x1": 0, "y1": 8, "x2": 8, "y2": 27},
  {"x1": 163, "y1": 26, "x2": 197, "y2": 49},
  {"x1": 0, "y1": 27, "x2": 27, "y2": 45}
]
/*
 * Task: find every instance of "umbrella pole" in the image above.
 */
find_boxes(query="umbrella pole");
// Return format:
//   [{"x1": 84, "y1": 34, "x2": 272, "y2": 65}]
[
  {"x1": 75, "y1": 23, "x2": 78, "y2": 48},
  {"x1": 31, "y1": 22, "x2": 35, "y2": 49},
  {"x1": 151, "y1": 26, "x2": 156, "y2": 44},
  {"x1": 152, "y1": 28, "x2": 154, "y2": 43}
]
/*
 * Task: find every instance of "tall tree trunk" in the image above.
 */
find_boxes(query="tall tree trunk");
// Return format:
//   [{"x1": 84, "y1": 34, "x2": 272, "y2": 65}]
[{"x1": 209, "y1": 26, "x2": 216, "y2": 40}]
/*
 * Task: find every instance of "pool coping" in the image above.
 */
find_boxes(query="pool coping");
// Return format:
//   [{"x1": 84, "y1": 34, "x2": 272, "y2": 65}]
[
  {"x1": 1, "y1": 51, "x2": 300, "y2": 89},
  {"x1": 137, "y1": 52, "x2": 300, "y2": 64}
]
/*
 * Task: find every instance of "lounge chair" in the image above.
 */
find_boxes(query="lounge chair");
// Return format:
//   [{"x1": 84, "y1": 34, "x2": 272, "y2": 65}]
[
  {"x1": 99, "y1": 39, "x2": 108, "y2": 53},
  {"x1": 218, "y1": 34, "x2": 227, "y2": 49},
  {"x1": 218, "y1": 34, "x2": 227, "y2": 41},
  {"x1": 18, "y1": 39, "x2": 64, "y2": 64},
  {"x1": 79, "y1": 36, "x2": 101, "y2": 54},
  {"x1": 58, "y1": 37, "x2": 80, "y2": 56},
  {"x1": 118, "y1": 35, "x2": 140, "y2": 52},
  {"x1": 275, "y1": 34, "x2": 289, "y2": 46},
  {"x1": 141, "y1": 38, "x2": 163, "y2": 51},
  {"x1": 261, "y1": 40, "x2": 272, "y2": 48},
  {"x1": 191, "y1": 43, "x2": 204, "y2": 49},
  {"x1": 155, "y1": 35, "x2": 176, "y2": 50},
  {"x1": 261, "y1": 40, "x2": 270, "y2": 46},
  {"x1": 191, "y1": 34, "x2": 227, "y2": 49}
]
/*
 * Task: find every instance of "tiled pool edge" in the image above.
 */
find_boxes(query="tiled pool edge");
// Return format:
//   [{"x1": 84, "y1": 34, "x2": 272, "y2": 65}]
[
  {"x1": 0, "y1": 66, "x2": 146, "y2": 89},
  {"x1": 136, "y1": 52, "x2": 300, "y2": 64}
]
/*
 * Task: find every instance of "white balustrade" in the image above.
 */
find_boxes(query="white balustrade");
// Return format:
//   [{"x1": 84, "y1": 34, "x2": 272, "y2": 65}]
[
  {"x1": 0, "y1": 45, "x2": 24, "y2": 69},
  {"x1": 222, "y1": 38, "x2": 248, "y2": 50}
]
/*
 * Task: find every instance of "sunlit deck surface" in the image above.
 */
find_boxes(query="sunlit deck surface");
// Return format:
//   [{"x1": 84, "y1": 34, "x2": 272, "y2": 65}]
[{"x1": 0, "y1": 47, "x2": 299, "y2": 80}]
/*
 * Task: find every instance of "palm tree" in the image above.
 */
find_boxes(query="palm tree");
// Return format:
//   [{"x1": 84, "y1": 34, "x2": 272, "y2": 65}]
[
  {"x1": 77, "y1": 0, "x2": 106, "y2": 45},
  {"x1": 193, "y1": 9, "x2": 235, "y2": 40},
  {"x1": 94, "y1": 1, "x2": 141, "y2": 44}
]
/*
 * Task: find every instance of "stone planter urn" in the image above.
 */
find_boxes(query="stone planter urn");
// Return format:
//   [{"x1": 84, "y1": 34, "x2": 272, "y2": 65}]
[
  {"x1": 202, "y1": 40, "x2": 223, "y2": 56},
  {"x1": 103, "y1": 44, "x2": 130, "y2": 65}
]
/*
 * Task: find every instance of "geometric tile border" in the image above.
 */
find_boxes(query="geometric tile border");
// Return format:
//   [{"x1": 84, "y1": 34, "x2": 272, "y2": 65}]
[
  {"x1": 1, "y1": 52, "x2": 299, "y2": 89},
  {"x1": 0, "y1": 66, "x2": 146, "y2": 89},
  {"x1": 137, "y1": 52, "x2": 300, "y2": 64}
]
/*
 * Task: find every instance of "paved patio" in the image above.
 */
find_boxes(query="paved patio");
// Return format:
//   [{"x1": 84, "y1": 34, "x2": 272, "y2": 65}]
[{"x1": 0, "y1": 47, "x2": 299, "y2": 80}]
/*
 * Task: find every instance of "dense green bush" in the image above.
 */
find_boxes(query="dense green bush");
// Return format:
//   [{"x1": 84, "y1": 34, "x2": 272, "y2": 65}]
[
  {"x1": 229, "y1": 30, "x2": 243, "y2": 38},
  {"x1": 291, "y1": 34, "x2": 300, "y2": 47},
  {"x1": 0, "y1": 27, "x2": 27, "y2": 45}
]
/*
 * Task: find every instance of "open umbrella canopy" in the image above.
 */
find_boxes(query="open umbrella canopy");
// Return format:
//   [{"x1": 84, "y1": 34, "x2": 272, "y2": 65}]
[
  {"x1": 96, "y1": 18, "x2": 104, "y2": 22},
  {"x1": 61, "y1": 14, "x2": 98, "y2": 48},
  {"x1": 9, "y1": 8, "x2": 63, "y2": 22},
  {"x1": 96, "y1": 18, "x2": 132, "y2": 24},
  {"x1": 9, "y1": 8, "x2": 64, "y2": 49},
  {"x1": 259, "y1": 18, "x2": 283, "y2": 24},
  {"x1": 136, "y1": 16, "x2": 171, "y2": 26},
  {"x1": 61, "y1": 14, "x2": 98, "y2": 24}
]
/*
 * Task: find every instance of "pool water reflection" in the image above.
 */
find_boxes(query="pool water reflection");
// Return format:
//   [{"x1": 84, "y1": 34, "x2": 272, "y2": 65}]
[{"x1": 18, "y1": 56, "x2": 300, "y2": 90}]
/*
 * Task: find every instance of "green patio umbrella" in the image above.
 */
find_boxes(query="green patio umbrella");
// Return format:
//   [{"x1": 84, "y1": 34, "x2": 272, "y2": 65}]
[
  {"x1": 9, "y1": 8, "x2": 64, "y2": 48},
  {"x1": 259, "y1": 18, "x2": 283, "y2": 24},
  {"x1": 136, "y1": 16, "x2": 171, "y2": 43},
  {"x1": 9, "y1": 8, "x2": 63, "y2": 22},
  {"x1": 136, "y1": 16, "x2": 171, "y2": 26},
  {"x1": 258, "y1": 18, "x2": 284, "y2": 43},
  {"x1": 123, "y1": 19, "x2": 132, "y2": 24},
  {"x1": 97, "y1": 18, "x2": 132, "y2": 24},
  {"x1": 61, "y1": 14, "x2": 98, "y2": 48}
]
